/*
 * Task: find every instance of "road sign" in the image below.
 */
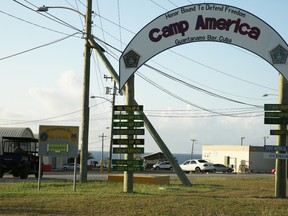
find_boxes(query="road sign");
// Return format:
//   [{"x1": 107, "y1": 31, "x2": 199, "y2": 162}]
[
  {"x1": 112, "y1": 166, "x2": 144, "y2": 172},
  {"x1": 264, "y1": 153, "x2": 288, "y2": 160},
  {"x1": 113, "y1": 139, "x2": 145, "y2": 145},
  {"x1": 38, "y1": 125, "x2": 79, "y2": 157},
  {"x1": 113, "y1": 122, "x2": 144, "y2": 128},
  {"x1": 264, "y1": 145, "x2": 288, "y2": 152},
  {"x1": 113, "y1": 147, "x2": 144, "y2": 154},
  {"x1": 265, "y1": 112, "x2": 288, "y2": 118},
  {"x1": 270, "y1": 130, "x2": 288, "y2": 135},
  {"x1": 264, "y1": 118, "x2": 288, "y2": 124},
  {"x1": 112, "y1": 159, "x2": 144, "y2": 166},
  {"x1": 264, "y1": 104, "x2": 288, "y2": 111},
  {"x1": 113, "y1": 114, "x2": 144, "y2": 120},
  {"x1": 47, "y1": 144, "x2": 68, "y2": 152},
  {"x1": 114, "y1": 105, "x2": 143, "y2": 111},
  {"x1": 113, "y1": 129, "x2": 145, "y2": 135}
]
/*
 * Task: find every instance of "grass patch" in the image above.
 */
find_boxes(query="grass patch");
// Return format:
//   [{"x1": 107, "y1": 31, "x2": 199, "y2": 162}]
[{"x1": 0, "y1": 177, "x2": 287, "y2": 215}]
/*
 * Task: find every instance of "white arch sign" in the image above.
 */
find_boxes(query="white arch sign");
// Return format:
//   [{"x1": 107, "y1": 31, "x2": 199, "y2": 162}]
[{"x1": 119, "y1": 3, "x2": 288, "y2": 90}]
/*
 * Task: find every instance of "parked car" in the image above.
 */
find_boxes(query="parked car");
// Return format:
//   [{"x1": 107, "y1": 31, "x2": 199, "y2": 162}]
[
  {"x1": 212, "y1": 164, "x2": 234, "y2": 173},
  {"x1": 152, "y1": 161, "x2": 172, "y2": 170},
  {"x1": 62, "y1": 163, "x2": 80, "y2": 170},
  {"x1": 180, "y1": 159, "x2": 214, "y2": 173}
]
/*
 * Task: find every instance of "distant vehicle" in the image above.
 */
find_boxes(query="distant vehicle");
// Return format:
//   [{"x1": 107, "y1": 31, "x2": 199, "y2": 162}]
[
  {"x1": 152, "y1": 161, "x2": 172, "y2": 170},
  {"x1": 272, "y1": 168, "x2": 276, "y2": 174},
  {"x1": 212, "y1": 164, "x2": 234, "y2": 173},
  {"x1": 180, "y1": 159, "x2": 214, "y2": 173},
  {"x1": 0, "y1": 136, "x2": 43, "y2": 179},
  {"x1": 62, "y1": 163, "x2": 80, "y2": 170}
]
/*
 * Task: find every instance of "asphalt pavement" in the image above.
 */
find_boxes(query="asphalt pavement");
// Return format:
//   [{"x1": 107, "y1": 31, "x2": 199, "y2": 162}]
[{"x1": 0, "y1": 169, "x2": 274, "y2": 183}]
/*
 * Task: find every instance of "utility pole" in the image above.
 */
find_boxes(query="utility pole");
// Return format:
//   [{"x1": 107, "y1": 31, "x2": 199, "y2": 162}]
[
  {"x1": 240, "y1": 137, "x2": 245, "y2": 146},
  {"x1": 190, "y1": 139, "x2": 197, "y2": 159},
  {"x1": 104, "y1": 75, "x2": 116, "y2": 172},
  {"x1": 80, "y1": 0, "x2": 92, "y2": 183},
  {"x1": 275, "y1": 75, "x2": 287, "y2": 198},
  {"x1": 99, "y1": 133, "x2": 107, "y2": 173},
  {"x1": 263, "y1": 136, "x2": 268, "y2": 145}
]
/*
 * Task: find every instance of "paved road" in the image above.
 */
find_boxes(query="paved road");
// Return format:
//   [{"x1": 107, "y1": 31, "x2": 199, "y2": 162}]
[{"x1": 0, "y1": 170, "x2": 274, "y2": 183}]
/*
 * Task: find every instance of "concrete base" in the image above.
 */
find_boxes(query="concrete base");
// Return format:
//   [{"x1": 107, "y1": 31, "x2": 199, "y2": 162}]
[{"x1": 107, "y1": 174, "x2": 170, "y2": 185}]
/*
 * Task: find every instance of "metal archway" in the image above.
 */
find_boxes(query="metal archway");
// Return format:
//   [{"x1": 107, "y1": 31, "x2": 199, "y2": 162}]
[{"x1": 119, "y1": 3, "x2": 288, "y2": 90}]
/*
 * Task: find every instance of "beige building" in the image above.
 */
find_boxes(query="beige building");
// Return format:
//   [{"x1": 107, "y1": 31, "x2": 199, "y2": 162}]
[{"x1": 202, "y1": 145, "x2": 275, "y2": 173}]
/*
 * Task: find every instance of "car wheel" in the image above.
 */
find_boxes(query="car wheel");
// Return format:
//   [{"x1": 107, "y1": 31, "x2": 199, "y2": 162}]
[
  {"x1": 212, "y1": 169, "x2": 216, "y2": 173},
  {"x1": 64, "y1": 167, "x2": 67, "y2": 170},
  {"x1": 195, "y1": 167, "x2": 201, "y2": 173},
  {"x1": 227, "y1": 169, "x2": 232, "y2": 173},
  {"x1": 155, "y1": 166, "x2": 160, "y2": 170}
]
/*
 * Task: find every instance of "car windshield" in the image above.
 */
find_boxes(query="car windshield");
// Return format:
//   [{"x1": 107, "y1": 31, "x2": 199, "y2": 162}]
[{"x1": 198, "y1": 160, "x2": 208, "y2": 163}]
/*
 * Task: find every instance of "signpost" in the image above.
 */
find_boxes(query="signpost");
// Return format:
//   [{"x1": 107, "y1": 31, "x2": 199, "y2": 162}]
[
  {"x1": 264, "y1": 153, "x2": 288, "y2": 160},
  {"x1": 113, "y1": 122, "x2": 144, "y2": 128},
  {"x1": 113, "y1": 139, "x2": 144, "y2": 145},
  {"x1": 113, "y1": 147, "x2": 144, "y2": 154},
  {"x1": 112, "y1": 105, "x2": 145, "y2": 185},
  {"x1": 265, "y1": 118, "x2": 288, "y2": 125},
  {"x1": 264, "y1": 104, "x2": 288, "y2": 111},
  {"x1": 38, "y1": 125, "x2": 79, "y2": 192},
  {"x1": 264, "y1": 104, "x2": 288, "y2": 125},
  {"x1": 113, "y1": 129, "x2": 145, "y2": 135},
  {"x1": 264, "y1": 102, "x2": 288, "y2": 198},
  {"x1": 270, "y1": 130, "x2": 288, "y2": 136},
  {"x1": 263, "y1": 145, "x2": 288, "y2": 160},
  {"x1": 264, "y1": 145, "x2": 288, "y2": 152}
]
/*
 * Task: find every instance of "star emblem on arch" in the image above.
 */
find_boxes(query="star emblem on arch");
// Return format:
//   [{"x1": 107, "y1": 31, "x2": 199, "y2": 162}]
[
  {"x1": 123, "y1": 50, "x2": 140, "y2": 68},
  {"x1": 270, "y1": 45, "x2": 288, "y2": 64}
]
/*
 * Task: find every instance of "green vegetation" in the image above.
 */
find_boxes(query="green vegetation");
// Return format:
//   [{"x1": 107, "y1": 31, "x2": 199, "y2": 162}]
[{"x1": 0, "y1": 177, "x2": 287, "y2": 215}]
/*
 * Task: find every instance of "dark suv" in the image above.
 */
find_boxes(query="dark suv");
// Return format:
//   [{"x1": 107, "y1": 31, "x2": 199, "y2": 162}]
[{"x1": 0, "y1": 136, "x2": 42, "y2": 179}]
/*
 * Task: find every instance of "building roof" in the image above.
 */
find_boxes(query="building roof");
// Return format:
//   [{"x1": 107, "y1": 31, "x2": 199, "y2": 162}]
[
  {"x1": 142, "y1": 152, "x2": 166, "y2": 160},
  {"x1": 0, "y1": 127, "x2": 35, "y2": 139}
]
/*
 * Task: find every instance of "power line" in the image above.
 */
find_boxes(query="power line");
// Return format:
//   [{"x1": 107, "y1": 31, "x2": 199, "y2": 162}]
[
  {"x1": 0, "y1": 32, "x2": 80, "y2": 61},
  {"x1": 13, "y1": 0, "x2": 83, "y2": 33},
  {"x1": 137, "y1": 72, "x2": 237, "y2": 117},
  {"x1": 100, "y1": 43, "x2": 264, "y2": 110},
  {"x1": 144, "y1": 64, "x2": 263, "y2": 108},
  {"x1": 0, "y1": 10, "x2": 80, "y2": 36}
]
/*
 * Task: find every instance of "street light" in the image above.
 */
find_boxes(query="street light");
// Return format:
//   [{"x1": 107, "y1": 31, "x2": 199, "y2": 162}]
[
  {"x1": 37, "y1": 5, "x2": 86, "y2": 17},
  {"x1": 241, "y1": 137, "x2": 245, "y2": 146},
  {"x1": 91, "y1": 94, "x2": 115, "y2": 172},
  {"x1": 262, "y1": 93, "x2": 278, "y2": 97},
  {"x1": 37, "y1": 1, "x2": 93, "y2": 183},
  {"x1": 263, "y1": 136, "x2": 269, "y2": 145},
  {"x1": 190, "y1": 139, "x2": 197, "y2": 159},
  {"x1": 90, "y1": 95, "x2": 112, "y2": 103},
  {"x1": 99, "y1": 133, "x2": 107, "y2": 173}
]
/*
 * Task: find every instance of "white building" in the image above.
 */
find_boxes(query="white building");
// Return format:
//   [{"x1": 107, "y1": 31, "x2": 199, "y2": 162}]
[{"x1": 202, "y1": 145, "x2": 275, "y2": 173}]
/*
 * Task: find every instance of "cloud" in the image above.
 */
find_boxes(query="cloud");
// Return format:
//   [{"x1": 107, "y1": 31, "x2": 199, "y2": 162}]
[
  {"x1": 145, "y1": 113, "x2": 270, "y2": 154},
  {"x1": 28, "y1": 70, "x2": 82, "y2": 115},
  {"x1": 57, "y1": 70, "x2": 82, "y2": 98}
]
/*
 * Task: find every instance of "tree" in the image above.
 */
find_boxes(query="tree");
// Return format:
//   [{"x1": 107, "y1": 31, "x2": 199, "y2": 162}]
[{"x1": 68, "y1": 150, "x2": 94, "y2": 164}]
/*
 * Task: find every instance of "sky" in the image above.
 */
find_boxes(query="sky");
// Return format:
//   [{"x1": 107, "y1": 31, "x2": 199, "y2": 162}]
[{"x1": 0, "y1": 0, "x2": 287, "y2": 157}]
